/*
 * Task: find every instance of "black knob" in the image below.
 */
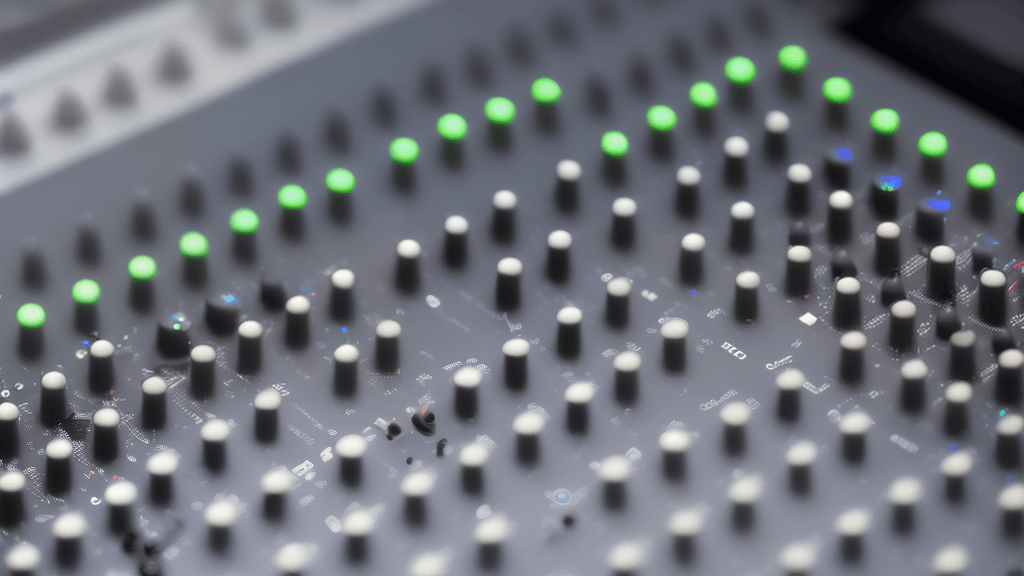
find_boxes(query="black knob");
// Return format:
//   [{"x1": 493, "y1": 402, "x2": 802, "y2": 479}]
[
  {"x1": 785, "y1": 163, "x2": 812, "y2": 215},
  {"x1": 832, "y1": 277, "x2": 861, "y2": 329},
  {"x1": 674, "y1": 165, "x2": 700, "y2": 217},
  {"x1": 936, "y1": 307, "x2": 962, "y2": 340},
  {"x1": 734, "y1": 271, "x2": 760, "y2": 322},
  {"x1": 104, "y1": 481, "x2": 138, "y2": 533},
  {"x1": 659, "y1": 429, "x2": 691, "y2": 481},
  {"x1": 513, "y1": 411, "x2": 545, "y2": 464},
  {"x1": 661, "y1": 318, "x2": 688, "y2": 372},
  {"x1": 729, "y1": 201, "x2": 755, "y2": 252},
  {"x1": 39, "y1": 371, "x2": 67, "y2": 427},
  {"x1": 788, "y1": 221, "x2": 810, "y2": 247},
  {"x1": 21, "y1": 237, "x2": 46, "y2": 287},
  {"x1": 824, "y1": 145, "x2": 852, "y2": 186},
  {"x1": 880, "y1": 276, "x2": 906, "y2": 307},
  {"x1": 830, "y1": 250, "x2": 858, "y2": 280},
  {"x1": 915, "y1": 199, "x2": 944, "y2": 243},
  {"x1": 502, "y1": 339, "x2": 529, "y2": 390},
  {"x1": 88, "y1": 339, "x2": 115, "y2": 394},
  {"x1": 491, "y1": 190, "x2": 517, "y2": 242},
  {"x1": 237, "y1": 320, "x2": 263, "y2": 373},
  {"x1": 443, "y1": 216, "x2": 468, "y2": 268},
  {"x1": 284, "y1": 295, "x2": 310, "y2": 347},
  {"x1": 335, "y1": 434, "x2": 368, "y2": 487},
  {"x1": 605, "y1": 277, "x2": 631, "y2": 327},
  {"x1": 610, "y1": 198, "x2": 636, "y2": 248},
  {"x1": 556, "y1": 307, "x2": 582, "y2": 357},
  {"x1": 979, "y1": 270, "x2": 1007, "y2": 325},
  {"x1": 330, "y1": 269, "x2": 355, "y2": 320},
  {"x1": 679, "y1": 233, "x2": 705, "y2": 284},
  {"x1": 495, "y1": 258, "x2": 522, "y2": 310},
  {"x1": 374, "y1": 320, "x2": 401, "y2": 372},
  {"x1": 459, "y1": 444, "x2": 489, "y2": 494},
  {"x1": 926, "y1": 245, "x2": 956, "y2": 301},
  {"x1": 0, "y1": 470, "x2": 26, "y2": 527},
  {"x1": 45, "y1": 438, "x2": 73, "y2": 494},
  {"x1": 260, "y1": 272, "x2": 287, "y2": 310},
  {"x1": 394, "y1": 239, "x2": 421, "y2": 292},
  {"x1": 899, "y1": 359, "x2": 928, "y2": 413},
  {"x1": 775, "y1": 369, "x2": 804, "y2": 421},
  {"x1": 555, "y1": 160, "x2": 582, "y2": 212},
  {"x1": 943, "y1": 382, "x2": 972, "y2": 435},
  {"x1": 996, "y1": 414, "x2": 1022, "y2": 468},
  {"x1": 454, "y1": 367, "x2": 482, "y2": 419},
  {"x1": 146, "y1": 451, "x2": 179, "y2": 505},
  {"x1": 949, "y1": 330, "x2": 976, "y2": 381},
  {"x1": 190, "y1": 345, "x2": 216, "y2": 399},
  {"x1": 597, "y1": 456, "x2": 632, "y2": 510},
  {"x1": 723, "y1": 136, "x2": 749, "y2": 185},
  {"x1": 874, "y1": 222, "x2": 901, "y2": 276},
  {"x1": 0, "y1": 403, "x2": 17, "y2": 460},
  {"x1": 140, "y1": 376, "x2": 167, "y2": 429},
  {"x1": 888, "y1": 300, "x2": 916, "y2": 353},
  {"x1": 201, "y1": 419, "x2": 230, "y2": 473},
  {"x1": 205, "y1": 294, "x2": 241, "y2": 335},
  {"x1": 613, "y1": 351, "x2": 641, "y2": 406},
  {"x1": 839, "y1": 331, "x2": 866, "y2": 382},
  {"x1": 156, "y1": 314, "x2": 191, "y2": 358},
  {"x1": 785, "y1": 246, "x2": 811, "y2": 297},
  {"x1": 827, "y1": 190, "x2": 853, "y2": 243},
  {"x1": 839, "y1": 410, "x2": 872, "y2": 462},
  {"x1": 253, "y1": 388, "x2": 282, "y2": 443},
  {"x1": 871, "y1": 174, "x2": 901, "y2": 218},
  {"x1": 996, "y1": 349, "x2": 1023, "y2": 405},
  {"x1": 564, "y1": 381, "x2": 594, "y2": 434},
  {"x1": 92, "y1": 407, "x2": 120, "y2": 462},
  {"x1": 77, "y1": 213, "x2": 101, "y2": 264},
  {"x1": 333, "y1": 344, "x2": 359, "y2": 397}
]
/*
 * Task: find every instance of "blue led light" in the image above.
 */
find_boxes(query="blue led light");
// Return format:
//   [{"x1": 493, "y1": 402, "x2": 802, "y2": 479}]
[
  {"x1": 690, "y1": 289, "x2": 697, "y2": 296},
  {"x1": 985, "y1": 236, "x2": 1000, "y2": 245},
  {"x1": 877, "y1": 174, "x2": 901, "y2": 191},
  {"x1": 81, "y1": 339, "x2": 91, "y2": 347},
  {"x1": 926, "y1": 198, "x2": 951, "y2": 212},
  {"x1": 834, "y1": 146, "x2": 853, "y2": 163},
  {"x1": 222, "y1": 294, "x2": 239, "y2": 305},
  {"x1": 339, "y1": 327, "x2": 348, "y2": 333},
  {"x1": 300, "y1": 284, "x2": 310, "y2": 293},
  {"x1": 948, "y1": 443, "x2": 959, "y2": 451}
]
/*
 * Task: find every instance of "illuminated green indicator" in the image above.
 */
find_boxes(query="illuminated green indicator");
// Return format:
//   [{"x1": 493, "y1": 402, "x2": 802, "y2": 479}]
[
  {"x1": 918, "y1": 131, "x2": 948, "y2": 159},
  {"x1": 128, "y1": 255, "x2": 158, "y2": 282},
  {"x1": 601, "y1": 131, "x2": 629, "y2": 158},
  {"x1": 72, "y1": 279, "x2": 101, "y2": 306},
  {"x1": 870, "y1": 108, "x2": 900, "y2": 135},
  {"x1": 277, "y1": 184, "x2": 308, "y2": 211},
  {"x1": 724, "y1": 56, "x2": 757, "y2": 86},
  {"x1": 437, "y1": 113, "x2": 468, "y2": 142},
  {"x1": 1016, "y1": 192, "x2": 1024, "y2": 214},
  {"x1": 531, "y1": 77, "x2": 562, "y2": 105},
  {"x1": 822, "y1": 77, "x2": 853, "y2": 104},
  {"x1": 230, "y1": 208, "x2": 260, "y2": 235},
  {"x1": 778, "y1": 45, "x2": 808, "y2": 73},
  {"x1": 966, "y1": 163, "x2": 996, "y2": 190},
  {"x1": 17, "y1": 303, "x2": 45, "y2": 329},
  {"x1": 646, "y1": 105, "x2": 677, "y2": 133},
  {"x1": 325, "y1": 168, "x2": 356, "y2": 194},
  {"x1": 689, "y1": 81, "x2": 718, "y2": 110},
  {"x1": 179, "y1": 232, "x2": 209, "y2": 259},
  {"x1": 389, "y1": 137, "x2": 419, "y2": 166},
  {"x1": 484, "y1": 97, "x2": 516, "y2": 126}
]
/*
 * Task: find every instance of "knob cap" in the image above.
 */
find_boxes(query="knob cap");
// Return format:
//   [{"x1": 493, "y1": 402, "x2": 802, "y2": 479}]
[
  {"x1": 720, "y1": 401, "x2": 751, "y2": 455},
  {"x1": 237, "y1": 320, "x2": 263, "y2": 373},
  {"x1": 401, "y1": 470, "x2": 436, "y2": 525},
  {"x1": 443, "y1": 216, "x2": 468, "y2": 267},
  {"x1": 146, "y1": 450, "x2": 179, "y2": 505},
  {"x1": 729, "y1": 201, "x2": 755, "y2": 252},
  {"x1": 333, "y1": 344, "x2": 359, "y2": 397},
  {"x1": 474, "y1": 514, "x2": 510, "y2": 569},
  {"x1": 88, "y1": 339, "x2": 115, "y2": 394},
  {"x1": 45, "y1": 438, "x2": 73, "y2": 494},
  {"x1": 0, "y1": 470, "x2": 26, "y2": 526},
  {"x1": 675, "y1": 165, "x2": 700, "y2": 217},
  {"x1": 874, "y1": 222, "x2": 901, "y2": 276},
  {"x1": 604, "y1": 277, "x2": 632, "y2": 327},
  {"x1": 940, "y1": 452, "x2": 972, "y2": 502},
  {"x1": 679, "y1": 233, "x2": 705, "y2": 284},
  {"x1": 546, "y1": 230, "x2": 572, "y2": 282},
  {"x1": 927, "y1": 245, "x2": 956, "y2": 300},
  {"x1": 888, "y1": 300, "x2": 916, "y2": 353},
  {"x1": 395, "y1": 239, "x2": 421, "y2": 292},
  {"x1": 834, "y1": 508, "x2": 871, "y2": 561},
  {"x1": 832, "y1": 277, "x2": 861, "y2": 329},
  {"x1": 39, "y1": 371, "x2": 67, "y2": 427},
  {"x1": 92, "y1": 407, "x2": 120, "y2": 462},
  {"x1": 839, "y1": 410, "x2": 871, "y2": 462},
  {"x1": 996, "y1": 414, "x2": 1023, "y2": 468},
  {"x1": 597, "y1": 455, "x2": 632, "y2": 509},
  {"x1": 502, "y1": 339, "x2": 529, "y2": 390},
  {"x1": 141, "y1": 376, "x2": 167, "y2": 429},
  {"x1": 260, "y1": 468, "x2": 293, "y2": 519},
  {"x1": 330, "y1": 269, "x2": 355, "y2": 319},
  {"x1": 949, "y1": 330, "x2": 977, "y2": 381},
  {"x1": 785, "y1": 246, "x2": 812, "y2": 297},
  {"x1": 284, "y1": 295, "x2": 311, "y2": 347},
  {"x1": 775, "y1": 369, "x2": 805, "y2": 421},
  {"x1": 785, "y1": 163, "x2": 812, "y2": 215},
  {"x1": 943, "y1": 382, "x2": 972, "y2": 435},
  {"x1": 454, "y1": 367, "x2": 482, "y2": 419},
  {"x1": 204, "y1": 500, "x2": 239, "y2": 551},
  {"x1": 734, "y1": 271, "x2": 760, "y2": 322},
  {"x1": 723, "y1": 136, "x2": 749, "y2": 185},
  {"x1": 555, "y1": 160, "x2": 581, "y2": 212},
  {"x1": 613, "y1": 351, "x2": 641, "y2": 405},
  {"x1": 201, "y1": 419, "x2": 230, "y2": 472},
  {"x1": 661, "y1": 318, "x2": 688, "y2": 372},
  {"x1": 998, "y1": 483, "x2": 1024, "y2": 536},
  {"x1": 190, "y1": 344, "x2": 216, "y2": 399},
  {"x1": 52, "y1": 512, "x2": 87, "y2": 565},
  {"x1": 0, "y1": 403, "x2": 17, "y2": 459},
  {"x1": 3, "y1": 542, "x2": 39, "y2": 574},
  {"x1": 254, "y1": 388, "x2": 281, "y2": 443},
  {"x1": 659, "y1": 429, "x2": 691, "y2": 481},
  {"x1": 512, "y1": 411, "x2": 545, "y2": 464},
  {"x1": 104, "y1": 480, "x2": 138, "y2": 532},
  {"x1": 839, "y1": 331, "x2": 867, "y2": 382},
  {"x1": 727, "y1": 474, "x2": 763, "y2": 530},
  {"x1": 374, "y1": 320, "x2": 401, "y2": 372},
  {"x1": 785, "y1": 439, "x2": 817, "y2": 494},
  {"x1": 887, "y1": 476, "x2": 922, "y2": 533},
  {"x1": 459, "y1": 444, "x2": 489, "y2": 493},
  {"x1": 899, "y1": 359, "x2": 928, "y2": 412},
  {"x1": 335, "y1": 434, "x2": 367, "y2": 487},
  {"x1": 342, "y1": 510, "x2": 375, "y2": 563},
  {"x1": 556, "y1": 306, "x2": 582, "y2": 357},
  {"x1": 610, "y1": 198, "x2": 636, "y2": 248},
  {"x1": 996, "y1": 349, "x2": 1024, "y2": 405},
  {"x1": 980, "y1": 270, "x2": 1007, "y2": 325},
  {"x1": 491, "y1": 190, "x2": 517, "y2": 241},
  {"x1": 495, "y1": 257, "x2": 522, "y2": 310},
  {"x1": 564, "y1": 382, "x2": 594, "y2": 434},
  {"x1": 827, "y1": 190, "x2": 853, "y2": 243}
]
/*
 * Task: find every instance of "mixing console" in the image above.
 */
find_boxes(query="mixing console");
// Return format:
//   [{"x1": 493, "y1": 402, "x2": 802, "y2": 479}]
[{"x1": 0, "y1": 0, "x2": 1022, "y2": 574}]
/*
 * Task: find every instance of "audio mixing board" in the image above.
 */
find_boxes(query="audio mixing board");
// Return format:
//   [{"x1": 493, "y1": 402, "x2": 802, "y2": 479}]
[{"x1": 0, "y1": 0, "x2": 1022, "y2": 574}]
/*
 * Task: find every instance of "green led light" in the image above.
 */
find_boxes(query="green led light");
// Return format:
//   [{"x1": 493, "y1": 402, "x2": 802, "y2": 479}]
[
  {"x1": 966, "y1": 163, "x2": 996, "y2": 190},
  {"x1": 689, "y1": 81, "x2": 718, "y2": 110},
  {"x1": 1016, "y1": 192, "x2": 1024, "y2": 214},
  {"x1": 531, "y1": 77, "x2": 562, "y2": 105},
  {"x1": 128, "y1": 255, "x2": 158, "y2": 282},
  {"x1": 179, "y1": 231, "x2": 209, "y2": 259},
  {"x1": 822, "y1": 77, "x2": 853, "y2": 104},
  {"x1": 72, "y1": 279, "x2": 101, "y2": 306},
  {"x1": 16, "y1": 303, "x2": 45, "y2": 329},
  {"x1": 437, "y1": 113, "x2": 468, "y2": 142},
  {"x1": 230, "y1": 208, "x2": 260, "y2": 235},
  {"x1": 278, "y1": 184, "x2": 308, "y2": 210},
  {"x1": 870, "y1": 108, "x2": 900, "y2": 135},
  {"x1": 724, "y1": 56, "x2": 757, "y2": 86},
  {"x1": 325, "y1": 168, "x2": 356, "y2": 194},
  {"x1": 646, "y1": 105, "x2": 677, "y2": 133},
  {"x1": 484, "y1": 97, "x2": 516, "y2": 126},
  {"x1": 601, "y1": 131, "x2": 629, "y2": 158},
  {"x1": 778, "y1": 45, "x2": 808, "y2": 74},
  {"x1": 389, "y1": 137, "x2": 419, "y2": 166},
  {"x1": 918, "y1": 131, "x2": 948, "y2": 159}
]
